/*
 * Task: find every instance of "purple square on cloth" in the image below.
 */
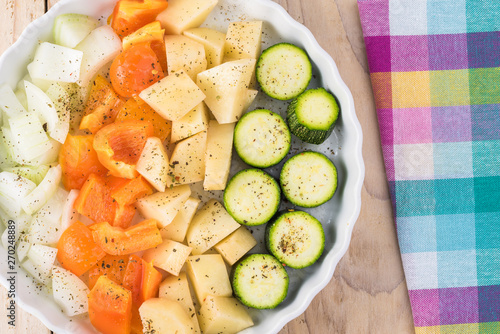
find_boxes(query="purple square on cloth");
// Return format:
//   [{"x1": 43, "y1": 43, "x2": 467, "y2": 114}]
[
  {"x1": 428, "y1": 34, "x2": 469, "y2": 71},
  {"x1": 431, "y1": 106, "x2": 472, "y2": 143},
  {"x1": 408, "y1": 289, "x2": 440, "y2": 326},
  {"x1": 377, "y1": 108, "x2": 394, "y2": 146},
  {"x1": 390, "y1": 35, "x2": 429, "y2": 72},
  {"x1": 478, "y1": 285, "x2": 500, "y2": 322},
  {"x1": 439, "y1": 287, "x2": 479, "y2": 325},
  {"x1": 364, "y1": 36, "x2": 391, "y2": 72},
  {"x1": 393, "y1": 107, "x2": 433, "y2": 144},
  {"x1": 467, "y1": 32, "x2": 500, "y2": 69},
  {"x1": 358, "y1": 0, "x2": 390, "y2": 37}
]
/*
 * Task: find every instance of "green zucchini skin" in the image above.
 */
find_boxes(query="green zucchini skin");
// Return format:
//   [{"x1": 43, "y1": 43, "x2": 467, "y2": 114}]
[
  {"x1": 265, "y1": 210, "x2": 325, "y2": 269},
  {"x1": 234, "y1": 109, "x2": 291, "y2": 168},
  {"x1": 256, "y1": 43, "x2": 312, "y2": 100},
  {"x1": 287, "y1": 88, "x2": 340, "y2": 145},
  {"x1": 224, "y1": 169, "x2": 281, "y2": 226},
  {"x1": 280, "y1": 151, "x2": 337, "y2": 208},
  {"x1": 231, "y1": 253, "x2": 289, "y2": 309}
]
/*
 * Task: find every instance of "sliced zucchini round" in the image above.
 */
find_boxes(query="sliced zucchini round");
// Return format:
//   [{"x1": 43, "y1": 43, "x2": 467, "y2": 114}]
[
  {"x1": 280, "y1": 151, "x2": 337, "y2": 208},
  {"x1": 256, "y1": 43, "x2": 312, "y2": 100},
  {"x1": 287, "y1": 88, "x2": 339, "y2": 144},
  {"x1": 234, "y1": 109, "x2": 291, "y2": 168},
  {"x1": 266, "y1": 211, "x2": 325, "y2": 269},
  {"x1": 231, "y1": 253, "x2": 289, "y2": 309},
  {"x1": 224, "y1": 169, "x2": 280, "y2": 226}
]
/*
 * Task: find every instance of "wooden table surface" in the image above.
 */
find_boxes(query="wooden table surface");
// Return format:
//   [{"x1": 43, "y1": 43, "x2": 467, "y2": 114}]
[{"x1": 0, "y1": 0, "x2": 416, "y2": 333}]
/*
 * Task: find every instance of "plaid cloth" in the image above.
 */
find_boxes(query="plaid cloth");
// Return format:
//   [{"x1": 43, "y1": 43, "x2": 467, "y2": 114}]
[{"x1": 357, "y1": 1, "x2": 500, "y2": 333}]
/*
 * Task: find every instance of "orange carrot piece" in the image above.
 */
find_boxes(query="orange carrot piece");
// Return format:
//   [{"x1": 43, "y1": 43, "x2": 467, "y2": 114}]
[
  {"x1": 59, "y1": 135, "x2": 107, "y2": 190},
  {"x1": 90, "y1": 219, "x2": 162, "y2": 255},
  {"x1": 57, "y1": 221, "x2": 106, "y2": 277},
  {"x1": 88, "y1": 275, "x2": 132, "y2": 334}
]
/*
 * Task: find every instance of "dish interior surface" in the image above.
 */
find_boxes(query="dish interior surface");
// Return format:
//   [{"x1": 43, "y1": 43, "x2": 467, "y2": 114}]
[{"x1": 0, "y1": 0, "x2": 364, "y2": 333}]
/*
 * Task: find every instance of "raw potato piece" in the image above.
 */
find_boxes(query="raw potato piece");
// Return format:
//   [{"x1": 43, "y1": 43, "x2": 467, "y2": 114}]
[
  {"x1": 183, "y1": 28, "x2": 226, "y2": 69},
  {"x1": 224, "y1": 21, "x2": 263, "y2": 61},
  {"x1": 165, "y1": 35, "x2": 207, "y2": 81},
  {"x1": 140, "y1": 298, "x2": 196, "y2": 334},
  {"x1": 170, "y1": 131, "x2": 207, "y2": 185},
  {"x1": 214, "y1": 226, "x2": 257, "y2": 265},
  {"x1": 143, "y1": 239, "x2": 192, "y2": 276},
  {"x1": 171, "y1": 102, "x2": 209, "y2": 143},
  {"x1": 136, "y1": 185, "x2": 191, "y2": 228},
  {"x1": 159, "y1": 272, "x2": 201, "y2": 334},
  {"x1": 186, "y1": 199, "x2": 241, "y2": 255},
  {"x1": 198, "y1": 295, "x2": 254, "y2": 334},
  {"x1": 136, "y1": 137, "x2": 171, "y2": 192},
  {"x1": 197, "y1": 58, "x2": 256, "y2": 124},
  {"x1": 161, "y1": 197, "x2": 201, "y2": 242},
  {"x1": 52, "y1": 266, "x2": 90, "y2": 316},
  {"x1": 139, "y1": 72, "x2": 206, "y2": 121},
  {"x1": 156, "y1": 0, "x2": 219, "y2": 35},
  {"x1": 204, "y1": 121, "x2": 235, "y2": 191},
  {"x1": 186, "y1": 254, "x2": 232, "y2": 303}
]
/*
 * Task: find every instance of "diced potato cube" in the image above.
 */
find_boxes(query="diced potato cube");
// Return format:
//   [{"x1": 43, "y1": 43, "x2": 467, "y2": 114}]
[
  {"x1": 140, "y1": 298, "x2": 197, "y2": 334},
  {"x1": 186, "y1": 199, "x2": 240, "y2": 255},
  {"x1": 197, "y1": 59, "x2": 255, "y2": 124},
  {"x1": 165, "y1": 35, "x2": 207, "y2": 81},
  {"x1": 214, "y1": 226, "x2": 257, "y2": 265},
  {"x1": 203, "y1": 120, "x2": 235, "y2": 191},
  {"x1": 143, "y1": 239, "x2": 192, "y2": 276},
  {"x1": 183, "y1": 28, "x2": 226, "y2": 69},
  {"x1": 171, "y1": 102, "x2": 209, "y2": 143},
  {"x1": 186, "y1": 254, "x2": 232, "y2": 303},
  {"x1": 161, "y1": 197, "x2": 201, "y2": 242},
  {"x1": 157, "y1": 0, "x2": 218, "y2": 35},
  {"x1": 136, "y1": 137, "x2": 171, "y2": 192},
  {"x1": 159, "y1": 272, "x2": 201, "y2": 334},
  {"x1": 224, "y1": 21, "x2": 263, "y2": 61},
  {"x1": 170, "y1": 131, "x2": 207, "y2": 185},
  {"x1": 136, "y1": 185, "x2": 191, "y2": 228},
  {"x1": 244, "y1": 89, "x2": 258, "y2": 110},
  {"x1": 139, "y1": 72, "x2": 205, "y2": 121},
  {"x1": 198, "y1": 295, "x2": 254, "y2": 334}
]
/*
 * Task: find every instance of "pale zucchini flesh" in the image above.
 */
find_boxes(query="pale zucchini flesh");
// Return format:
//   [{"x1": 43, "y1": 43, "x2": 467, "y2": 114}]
[
  {"x1": 223, "y1": 169, "x2": 280, "y2": 226},
  {"x1": 266, "y1": 210, "x2": 325, "y2": 269},
  {"x1": 287, "y1": 87, "x2": 339, "y2": 144},
  {"x1": 233, "y1": 109, "x2": 291, "y2": 168},
  {"x1": 231, "y1": 253, "x2": 289, "y2": 309},
  {"x1": 280, "y1": 151, "x2": 337, "y2": 208},
  {"x1": 256, "y1": 43, "x2": 312, "y2": 100}
]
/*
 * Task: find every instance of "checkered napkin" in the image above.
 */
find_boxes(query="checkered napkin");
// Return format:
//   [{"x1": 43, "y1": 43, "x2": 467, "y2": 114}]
[{"x1": 357, "y1": 1, "x2": 500, "y2": 332}]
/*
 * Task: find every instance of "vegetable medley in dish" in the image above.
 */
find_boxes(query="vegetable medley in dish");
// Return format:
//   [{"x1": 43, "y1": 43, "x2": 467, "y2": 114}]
[{"x1": 0, "y1": 0, "x2": 342, "y2": 333}]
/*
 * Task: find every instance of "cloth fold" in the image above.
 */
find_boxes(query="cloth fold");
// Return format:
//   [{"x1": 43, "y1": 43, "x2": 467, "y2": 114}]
[{"x1": 357, "y1": 1, "x2": 500, "y2": 332}]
